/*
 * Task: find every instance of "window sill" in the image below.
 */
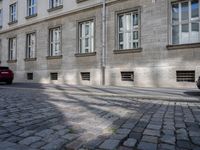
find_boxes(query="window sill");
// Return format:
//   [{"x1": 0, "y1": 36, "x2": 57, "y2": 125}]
[
  {"x1": 8, "y1": 20, "x2": 18, "y2": 25},
  {"x1": 166, "y1": 43, "x2": 200, "y2": 50},
  {"x1": 25, "y1": 14, "x2": 38, "y2": 19},
  {"x1": 113, "y1": 48, "x2": 142, "y2": 54},
  {"x1": 46, "y1": 55, "x2": 63, "y2": 60},
  {"x1": 75, "y1": 52, "x2": 96, "y2": 57},
  {"x1": 24, "y1": 58, "x2": 37, "y2": 62},
  {"x1": 7, "y1": 60, "x2": 17, "y2": 63},
  {"x1": 47, "y1": 5, "x2": 63, "y2": 12}
]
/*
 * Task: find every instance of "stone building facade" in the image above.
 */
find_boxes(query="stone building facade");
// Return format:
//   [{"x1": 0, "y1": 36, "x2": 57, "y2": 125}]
[{"x1": 0, "y1": 0, "x2": 199, "y2": 88}]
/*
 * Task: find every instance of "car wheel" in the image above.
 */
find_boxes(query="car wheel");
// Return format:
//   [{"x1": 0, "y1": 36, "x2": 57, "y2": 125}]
[{"x1": 6, "y1": 80, "x2": 13, "y2": 85}]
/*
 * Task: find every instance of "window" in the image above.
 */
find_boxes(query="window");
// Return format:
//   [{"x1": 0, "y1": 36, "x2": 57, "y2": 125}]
[
  {"x1": 118, "y1": 10, "x2": 139, "y2": 50},
  {"x1": 121, "y1": 72, "x2": 134, "y2": 81},
  {"x1": 49, "y1": 27, "x2": 61, "y2": 56},
  {"x1": 27, "y1": 0, "x2": 37, "y2": 16},
  {"x1": 8, "y1": 37, "x2": 17, "y2": 61},
  {"x1": 50, "y1": 73, "x2": 58, "y2": 80},
  {"x1": 0, "y1": 9, "x2": 2, "y2": 27},
  {"x1": 176, "y1": 70, "x2": 195, "y2": 82},
  {"x1": 172, "y1": 0, "x2": 200, "y2": 44},
  {"x1": 49, "y1": 0, "x2": 62, "y2": 9},
  {"x1": 81, "y1": 72, "x2": 90, "y2": 81},
  {"x1": 9, "y1": 3, "x2": 17, "y2": 23},
  {"x1": 27, "y1": 73, "x2": 33, "y2": 80},
  {"x1": 79, "y1": 20, "x2": 94, "y2": 53},
  {"x1": 26, "y1": 33, "x2": 36, "y2": 59}
]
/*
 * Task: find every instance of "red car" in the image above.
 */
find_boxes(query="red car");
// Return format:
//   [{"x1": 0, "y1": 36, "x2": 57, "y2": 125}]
[{"x1": 0, "y1": 66, "x2": 14, "y2": 84}]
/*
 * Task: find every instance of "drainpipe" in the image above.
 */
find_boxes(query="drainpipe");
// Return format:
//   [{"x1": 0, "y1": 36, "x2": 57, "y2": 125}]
[{"x1": 101, "y1": 0, "x2": 106, "y2": 85}]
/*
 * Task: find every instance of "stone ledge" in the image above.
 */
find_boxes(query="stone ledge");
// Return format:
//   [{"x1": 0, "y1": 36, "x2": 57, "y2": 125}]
[
  {"x1": 113, "y1": 48, "x2": 142, "y2": 54},
  {"x1": 24, "y1": 58, "x2": 37, "y2": 62},
  {"x1": 47, "y1": 5, "x2": 63, "y2": 12},
  {"x1": 75, "y1": 52, "x2": 96, "y2": 57},
  {"x1": 25, "y1": 14, "x2": 38, "y2": 20},
  {"x1": 8, "y1": 20, "x2": 18, "y2": 25},
  {"x1": 166, "y1": 43, "x2": 200, "y2": 50},
  {"x1": 7, "y1": 60, "x2": 17, "y2": 63},
  {"x1": 46, "y1": 55, "x2": 63, "y2": 60}
]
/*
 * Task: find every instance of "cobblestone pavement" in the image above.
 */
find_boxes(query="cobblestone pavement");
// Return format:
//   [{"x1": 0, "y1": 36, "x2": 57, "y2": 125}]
[{"x1": 0, "y1": 85, "x2": 200, "y2": 150}]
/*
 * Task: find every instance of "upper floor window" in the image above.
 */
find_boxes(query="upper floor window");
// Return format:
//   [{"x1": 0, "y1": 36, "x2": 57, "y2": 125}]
[
  {"x1": 0, "y1": 9, "x2": 2, "y2": 28},
  {"x1": 49, "y1": 27, "x2": 61, "y2": 56},
  {"x1": 172, "y1": 0, "x2": 200, "y2": 45},
  {"x1": 8, "y1": 37, "x2": 17, "y2": 61},
  {"x1": 118, "y1": 10, "x2": 140, "y2": 50},
  {"x1": 49, "y1": 0, "x2": 62, "y2": 9},
  {"x1": 27, "y1": 0, "x2": 37, "y2": 17},
  {"x1": 26, "y1": 32, "x2": 36, "y2": 59},
  {"x1": 9, "y1": 3, "x2": 17, "y2": 23},
  {"x1": 79, "y1": 20, "x2": 94, "y2": 53}
]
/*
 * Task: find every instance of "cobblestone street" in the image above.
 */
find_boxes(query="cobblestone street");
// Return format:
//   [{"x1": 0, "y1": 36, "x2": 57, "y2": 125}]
[{"x1": 0, "y1": 84, "x2": 200, "y2": 150}]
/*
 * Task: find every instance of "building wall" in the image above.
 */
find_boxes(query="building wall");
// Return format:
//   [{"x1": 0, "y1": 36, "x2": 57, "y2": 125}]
[{"x1": 0, "y1": 0, "x2": 199, "y2": 88}]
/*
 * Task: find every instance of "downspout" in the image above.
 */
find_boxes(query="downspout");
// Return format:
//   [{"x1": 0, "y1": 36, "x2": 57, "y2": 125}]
[{"x1": 101, "y1": 0, "x2": 106, "y2": 85}]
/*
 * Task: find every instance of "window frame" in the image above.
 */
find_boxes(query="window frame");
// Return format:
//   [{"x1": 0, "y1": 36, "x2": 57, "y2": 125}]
[
  {"x1": 115, "y1": 7, "x2": 141, "y2": 50},
  {"x1": 8, "y1": 37, "x2": 17, "y2": 61},
  {"x1": 170, "y1": 0, "x2": 200, "y2": 45},
  {"x1": 78, "y1": 18, "x2": 95, "y2": 54},
  {"x1": 27, "y1": 0, "x2": 37, "y2": 17},
  {"x1": 0, "y1": 9, "x2": 2, "y2": 28},
  {"x1": 26, "y1": 32, "x2": 36, "y2": 59},
  {"x1": 9, "y1": 3, "x2": 17, "y2": 23},
  {"x1": 49, "y1": 26, "x2": 62, "y2": 57},
  {"x1": 49, "y1": 0, "x2": 63, "y2": 9}
]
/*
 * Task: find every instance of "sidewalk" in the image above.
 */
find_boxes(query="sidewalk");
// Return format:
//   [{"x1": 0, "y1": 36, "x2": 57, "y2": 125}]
[{"x1": 0, "y1": 83, "x2": 199, "y2": 102}]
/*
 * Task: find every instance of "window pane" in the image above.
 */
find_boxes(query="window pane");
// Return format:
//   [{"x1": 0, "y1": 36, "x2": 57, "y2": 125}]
[
  {"x1": 181, "y1": 2, "x2": 189, "y2": 21},
  {"x1": 133, "y1": 14, "x2": 138, "y2": 26},
  {"x1": 172, "y1": 3, "x2": 179, "y2": 24},
  {"x1": 172, "y1": 25, "x2": 179, "y2": 44},
  {"x1": 125, "y1": 14, "x2": 131, "y2": 31},
  {"x1": 191, "y1": 0, "x2": 199, "y2": 18},
  {"x1": 133, "y1": 31, "x2": 138, "y2": 40},
  {"x1": 181, "y1": 24, "x2": 189, "y2": 43},
  {"x1": 191, "y1": 23, "x2": 199, "y2": 43},
  {"x1": 119, "y1": 15, "x2": 124, "y2": 30}
]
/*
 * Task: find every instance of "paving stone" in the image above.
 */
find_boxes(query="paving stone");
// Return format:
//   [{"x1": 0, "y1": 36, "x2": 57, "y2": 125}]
[
  {"x1": 191, "y1": 137, "x2": 200, "y2": 146},
  {"x1": 41, "y1": 139, "x2": 66, "y2": 150},
  {"x1": 143, "y1": 129, "x2": 160, "y2": 137},
  {"x1": 123, "y1": 138, "x2": 137, "y2": 147},
  {"x1": 162, "y1": 129, "x2": 174, "y2": 135},
  {"x1": 35, "y1": 129, "x2": 54, "y2": 137},
  {"x1": 158, "y1": 143, "x2": 175, "y2": 150},
  {"x1": 30, "y1": 141, "x2": 46, "y2": 148},
  {"x1": 62, "y1": 133, "x2": 79, "y2": 141},
  {"x1": 141, "y1": 135, "x2": 158, "y2": 144},
  {"x1": 116, "y1": 128, "x2": 131, "y2": 135},
  {"x1": 137, "y1": 141, "x2": 157, "y2": 150},
  {"x1": 19, "y1": 136, "x2": 42, "y2": 145},
  {"x1": 99, "y1": 139, "x2": 120, "y2": 150},
  {"x1": 110, "y1": 134, "x2": 127, "y2": 140},
  {"x1": 160, "y1": 135, "x2": 175, "y2": 145},
  {"x1": 129, "y1": 132, "x2": 142, "y2": 140},
  {"x1": 177, "y1": 140, "x2": 191, "y2": 149},
  {"x1": 147, "y1": 124, "x2": 161, "y2": 130}
]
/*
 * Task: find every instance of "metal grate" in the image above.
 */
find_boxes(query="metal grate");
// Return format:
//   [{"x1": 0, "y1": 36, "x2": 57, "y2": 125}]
[
  {"x1": 27, "y1": 73, "x2": 33, "y2": 80},
  {"x1": 81, "y1": 72, "x2": 90, "y2": 81},
  {"x1": 50, "y1": 73, "x2": 58, "y2": 80},
  {"x1": 176, "y1": 71, "x2": 195, "y2": 82},
  {"x1": 121, "y1": 72, "x2": 134, "y2": 81}
]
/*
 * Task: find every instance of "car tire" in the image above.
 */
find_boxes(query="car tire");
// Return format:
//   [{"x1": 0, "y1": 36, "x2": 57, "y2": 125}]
[{"x1": 6, "y1": 80, "x2": 13, "y2": 85}]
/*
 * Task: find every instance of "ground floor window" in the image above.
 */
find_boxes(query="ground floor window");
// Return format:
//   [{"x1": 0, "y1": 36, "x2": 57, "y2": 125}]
[
  {"x1": 121, "y1": 71, "x2": 134, "y2": 81},
  {"x1": 176, "y1": 70, "x2": 195, "y2": 82}
]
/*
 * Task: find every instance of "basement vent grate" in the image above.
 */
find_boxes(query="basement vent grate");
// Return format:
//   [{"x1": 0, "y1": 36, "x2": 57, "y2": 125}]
[
  {"x1": 121, "y1": 71, "x2": 134, "y2": 81},
  {"x1": 81, "y1": 72, "x2": 90, "y2": 81},
  {"x1": 50, "y1": 73, "x2": 58, "y2": 80},
  {"x1": 176, "y1": 70, "x2": 195, "y2": 82},
  {"x1": 27, "y1": 73, "x2": 33, "y2": 80}
]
